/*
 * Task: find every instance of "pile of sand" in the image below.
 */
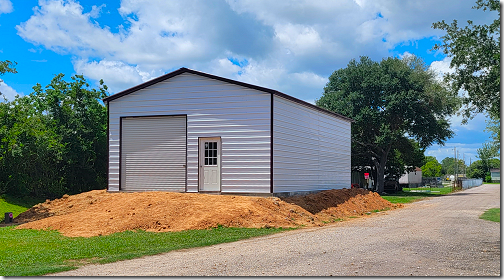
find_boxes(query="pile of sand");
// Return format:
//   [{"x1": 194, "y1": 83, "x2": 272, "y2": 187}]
[{"x1": 14, "y1": 188, "x2": 399, "y2": 237}]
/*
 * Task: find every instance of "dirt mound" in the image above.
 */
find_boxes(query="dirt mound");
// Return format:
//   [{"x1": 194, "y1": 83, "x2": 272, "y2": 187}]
[
  {"x1": 15, "y1": 188, "x2": 399, "y2": 237},
  {"x1": 284, "y1": 188, "x2": 395, "y2": 218}
]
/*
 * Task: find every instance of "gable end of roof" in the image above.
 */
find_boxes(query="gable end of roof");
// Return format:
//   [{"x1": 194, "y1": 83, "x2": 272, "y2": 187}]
[{"x1": 103, "y1": 67, "x2": 353, "y2": 122}]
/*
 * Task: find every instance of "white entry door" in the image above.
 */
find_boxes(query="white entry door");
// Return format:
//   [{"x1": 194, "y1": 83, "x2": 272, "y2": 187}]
[{"x1": 199, "y1": 137, "x2": 221, "y2": 191}]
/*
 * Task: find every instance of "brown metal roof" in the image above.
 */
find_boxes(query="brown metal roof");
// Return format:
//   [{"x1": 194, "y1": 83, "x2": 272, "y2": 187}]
[{"x1": 102, "y1": 67, "x2": 353, "y2": 122}]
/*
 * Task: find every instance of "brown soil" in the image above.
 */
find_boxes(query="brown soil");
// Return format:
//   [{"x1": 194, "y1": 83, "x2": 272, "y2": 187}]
[{"x1": 14, "y1": 188, "x2": 401, "y2": 237}]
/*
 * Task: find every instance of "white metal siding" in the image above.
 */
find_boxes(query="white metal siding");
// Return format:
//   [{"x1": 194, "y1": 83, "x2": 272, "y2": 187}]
[
  {"x1": 108, "y1": 73, "x2": 271, "y2": 193},
  {"x1": 273, "y1": 95, "x2": 351, "y2": 193},
  {"x1": 399, "y1": 170, "x2": 423, "y2": 184},
  {"x1": 121, "y1": 116, "x2": 186, "y2": 192}
]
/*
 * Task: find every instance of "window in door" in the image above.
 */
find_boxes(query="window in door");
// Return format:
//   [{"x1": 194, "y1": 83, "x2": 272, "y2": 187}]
[{"x1": 204, "y1": 141, "x2": 218, "y2": 166}]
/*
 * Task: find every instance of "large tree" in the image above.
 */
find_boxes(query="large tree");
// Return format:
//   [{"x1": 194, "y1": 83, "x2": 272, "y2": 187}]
[
  {"x1": 31, "y1": 74, "x2": 109, "y2": 195},
  {"x1": 432, "y1": 0, "x2": 500, "y2": 120},
  {"x1": 317, "y1": 56, "x2": 458, "y2": 193},
  {"x1": 421, "y1": 156, "x2": 443, "y2": 177}
]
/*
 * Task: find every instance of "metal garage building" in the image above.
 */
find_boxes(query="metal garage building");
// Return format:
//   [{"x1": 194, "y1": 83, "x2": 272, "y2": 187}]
[{"x1": 104, "y1": 68, "x2": 352, "y2": 196}]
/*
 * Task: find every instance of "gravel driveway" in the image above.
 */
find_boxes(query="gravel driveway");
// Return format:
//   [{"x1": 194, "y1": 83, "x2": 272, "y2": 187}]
[{"x1": 52, "y1": 184, "x2": 500, "y2": 276}]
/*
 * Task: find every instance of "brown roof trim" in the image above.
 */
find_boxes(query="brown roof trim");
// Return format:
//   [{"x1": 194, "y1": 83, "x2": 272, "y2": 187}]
[{"x1": 103, "y1": 67, "x2": 354, "y2": 122}]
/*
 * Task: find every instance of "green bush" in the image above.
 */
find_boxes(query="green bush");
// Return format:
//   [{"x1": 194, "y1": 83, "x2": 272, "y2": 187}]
[{"x1": 485, "y1": 174, "x2": 492, "y2": 183}]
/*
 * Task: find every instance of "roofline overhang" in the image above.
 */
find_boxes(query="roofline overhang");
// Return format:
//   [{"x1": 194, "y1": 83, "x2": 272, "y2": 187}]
[{"x1": 102, "y1": 67, "x2": 354, "y2": 122}]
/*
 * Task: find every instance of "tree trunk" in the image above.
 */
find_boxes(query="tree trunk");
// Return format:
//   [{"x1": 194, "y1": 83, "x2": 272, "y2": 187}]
[
  {"x1": 375, "y1": 160, "x2": 385, "y2": 193},
  {"x1": 375, "y1": 145, "x2": 392, "y2": 193}
]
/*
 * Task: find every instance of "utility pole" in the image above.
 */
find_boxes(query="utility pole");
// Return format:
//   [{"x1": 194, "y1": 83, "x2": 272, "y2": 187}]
[
  {"x1": 463, "y1": 153, "x2": 465, "y2": 176},
  {"x1": 453, "y1": 147, "x2": 458, "y2": 187}
]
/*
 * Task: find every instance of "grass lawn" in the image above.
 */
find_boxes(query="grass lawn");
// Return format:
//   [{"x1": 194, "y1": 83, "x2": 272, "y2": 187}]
[
  {"x1": 381, "y1": 187, "x2": 454, "y2": 204},
  {"x1": 480, "y1": 208, "x2": 500, "y2": 222},
  {"x1": 0, "y1": 226, "x2": 291, "y2": 276},
  {"x1": 0, "y1": 195, "x2": 43, "y2": 222}
]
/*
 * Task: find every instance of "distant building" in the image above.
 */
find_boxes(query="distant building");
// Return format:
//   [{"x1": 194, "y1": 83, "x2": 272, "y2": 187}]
[
  {"x1": 490, "y1": 168, "x2": 500, "y2": 183},
  {"x1": 399, "y1": 167, "x2": 422, "y2": 188}
]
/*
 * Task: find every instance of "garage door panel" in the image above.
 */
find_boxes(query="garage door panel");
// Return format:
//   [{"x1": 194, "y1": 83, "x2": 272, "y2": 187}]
[{"x1": 121, "y1": 116, "x2": 187, "y2": 191}]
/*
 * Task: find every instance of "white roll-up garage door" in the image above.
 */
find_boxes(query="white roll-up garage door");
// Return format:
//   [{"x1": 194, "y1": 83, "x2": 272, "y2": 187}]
[{"x1": 121, "y1": 115, "x2": 187, "y2": 191}]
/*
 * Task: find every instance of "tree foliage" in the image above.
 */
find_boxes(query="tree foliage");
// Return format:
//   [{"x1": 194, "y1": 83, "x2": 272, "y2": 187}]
[
  {"x1": 474, "y1": 142, "x2": 500, "y2": 181},
  {"x1": 421, "y1": 156, "x2": 442, "y2": 177},
  {"x1": 0, "y1": 60, "x2": 18, "y2": 96},
  {"x1": 485, "y1": 117, "x2": 500, "y2": 146},
  {"x1": 440, "y1": 157, "x2": 467, "y2": 175},
  {"x1": 0, "y1": 60, "x2": 17, "y2": 78},
  {"x1": 317, "y1": 56, "x2": 458, "y2": 192},
  {"x1": 0, "y1": 74, "x2": 108, "y2": 198},
  {"x1": 467, "y1": 159, "x2": 500, "y2": 181},
  {"x1": 432, "y1": 0, "x2": 500, "y2": 120}
]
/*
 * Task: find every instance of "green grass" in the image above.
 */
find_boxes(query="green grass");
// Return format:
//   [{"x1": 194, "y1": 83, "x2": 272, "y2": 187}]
[
  {"x1": 0, "y1": 226, "x2": 292, "y2": 276},
  {"x1": 381, "y1": 187, "x2": 454, "y2": 204},
  {"x1": 0, "y1": 195, "x2": 43, "y2": 222},
  {"x1": 404, "y1": 187, "x2": 453, "y2": 194},
  {"x1": 480, "y1": 208, "x2": 500, "y2": 222}
]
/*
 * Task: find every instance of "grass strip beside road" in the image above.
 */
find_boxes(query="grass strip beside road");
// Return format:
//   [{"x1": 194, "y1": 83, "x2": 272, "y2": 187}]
[
  {"x1": 381, "y1": 187, "x2": 453, "y2": 204},
  {"x1": 0, "y1": 226, "x2": 292, "y2": 276},
  {"x1": 479, "y1": 208, "x2": 500, "y2": 222}
]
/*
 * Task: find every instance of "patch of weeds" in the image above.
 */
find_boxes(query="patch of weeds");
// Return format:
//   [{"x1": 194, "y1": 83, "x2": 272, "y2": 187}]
[{"x1": 480, "y1": 208, "x2": 500, "y2": 223}]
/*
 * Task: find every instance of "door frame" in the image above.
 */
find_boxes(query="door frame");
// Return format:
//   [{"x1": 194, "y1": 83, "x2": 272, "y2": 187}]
[
  {"x1": 119, "y1": 114, "x2": 188, "y2": 192},
  {"x1": 198, "y1": 137, "x2": 222, "y2": 192}
]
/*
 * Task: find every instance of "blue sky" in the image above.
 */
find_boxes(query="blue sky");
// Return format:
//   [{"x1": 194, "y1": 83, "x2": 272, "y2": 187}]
[{"x1": 0, "y1": 0, "x2": 497, "y2": 165}]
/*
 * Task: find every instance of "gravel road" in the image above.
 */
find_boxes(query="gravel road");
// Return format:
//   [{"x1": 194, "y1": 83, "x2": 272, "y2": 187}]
[{"x1": 52, "y1": 184, "x2": 500, "y2": 276}]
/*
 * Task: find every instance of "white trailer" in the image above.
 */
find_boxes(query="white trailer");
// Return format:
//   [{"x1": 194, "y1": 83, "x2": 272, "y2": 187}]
[{"x1": 398, "y1": 167, "x2": 422, "y2": 188}]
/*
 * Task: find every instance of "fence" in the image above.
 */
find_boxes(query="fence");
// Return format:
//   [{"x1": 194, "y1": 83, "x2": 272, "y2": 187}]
[
  {"x1": 422, "y1": 177, "x2": 443, "y2": 187},
  {"x1": 460, "y1": 178, "x2": 483, "y2": 189}
]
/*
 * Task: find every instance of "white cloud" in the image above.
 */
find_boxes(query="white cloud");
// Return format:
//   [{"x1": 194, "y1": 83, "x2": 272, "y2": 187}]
[
  {"x1": 0, "y1": 0, "x2": 13, "y2": 14},
  {"x1": 290, "y1": 72, "x2": 327, "y2": 88},
  {"x1": 16, "y1": 0, "x2": 121, "y2": 56},
  {"x1": 232, "y1": 61, "x2": 287, "y2": 90},
  {"x1": 429, "y1": 56, "x2": 454, "y2": 81},
  {"x1": 426, "y1": 143, "x2": 481, "y2": 166},
  {"x1": 449, "y1": 112, "x2": 488, "y2": 132},
  {"x1": 0, "y1": 82, "x2": 21, "y2": 101},
  {"x1": 73, "y1": 59, "x2": 162, "y2": 93},
  {"x1": 426, "y1": 112, "x2": 492, "y2": 165},
  {"x1": 274, "y1": 23, "x2": 323, "y2": 55},
  {"x1": 89, "y1": 4, "x2": 105, "y2": 18},
  {"x1": 15, "y1": 0, "x2": 497, "y2": 100},
  {"x1": 207, "y1": 58, "x2": 242, "y2": 79}
]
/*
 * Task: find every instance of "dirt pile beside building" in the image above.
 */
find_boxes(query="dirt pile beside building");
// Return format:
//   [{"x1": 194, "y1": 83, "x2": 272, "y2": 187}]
[{"x1": 15, "y1": 188, "x2": 399, "y2": 237}]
